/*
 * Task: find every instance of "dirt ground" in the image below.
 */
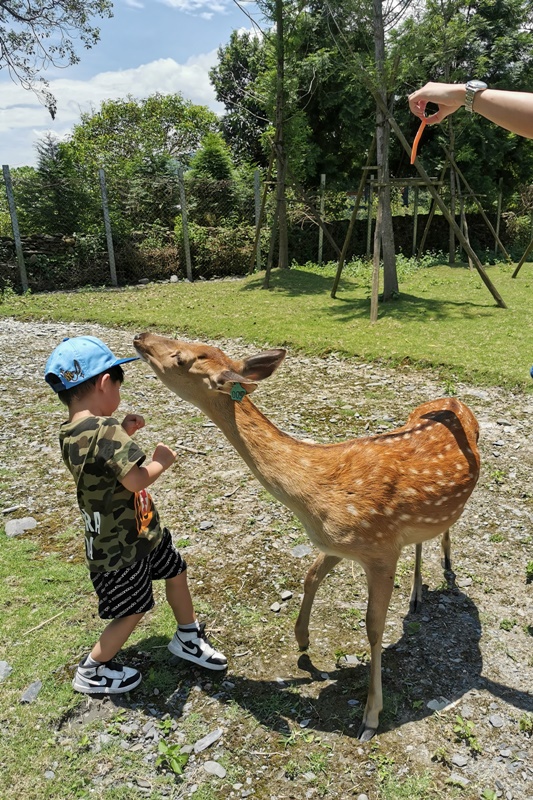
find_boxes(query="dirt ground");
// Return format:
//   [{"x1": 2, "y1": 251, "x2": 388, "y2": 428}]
[{"x1": 1, "y1": 317, "x2": 532, "y2": 799}]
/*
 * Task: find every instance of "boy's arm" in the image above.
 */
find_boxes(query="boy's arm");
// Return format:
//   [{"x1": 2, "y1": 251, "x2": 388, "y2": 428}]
[
  {"x1": 122, "y1": 414, "x2": 145, "y2": 436},
  {"x1": 120, "y1": 443, "x2": 177, "y2": 493}
]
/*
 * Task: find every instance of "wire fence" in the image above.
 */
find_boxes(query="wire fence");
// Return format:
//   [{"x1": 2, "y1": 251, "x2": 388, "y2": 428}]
[{"x1": 0, "y1": 163, "x2": 523, "y2": 294}]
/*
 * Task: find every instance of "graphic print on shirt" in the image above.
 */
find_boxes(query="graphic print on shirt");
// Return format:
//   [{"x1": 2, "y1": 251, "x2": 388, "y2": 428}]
[{"x1": 134, "y1": 488, "x2": 155, "y2": 537}]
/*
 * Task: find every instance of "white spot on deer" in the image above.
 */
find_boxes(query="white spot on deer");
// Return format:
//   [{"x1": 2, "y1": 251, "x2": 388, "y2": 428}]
[{"x1": 346, "y1": 504, "x2": 358, "y2": 517}]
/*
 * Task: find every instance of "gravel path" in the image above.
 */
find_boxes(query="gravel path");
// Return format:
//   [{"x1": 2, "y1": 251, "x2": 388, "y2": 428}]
[{"x1": 1, "y1": 317, "x2": 532, "y2": 799}]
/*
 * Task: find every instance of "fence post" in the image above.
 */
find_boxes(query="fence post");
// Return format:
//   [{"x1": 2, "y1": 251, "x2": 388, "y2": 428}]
[
  {"x1": 2, "y1": 165, "x2": 28, "y2": 293},
  {"x1": 366, "y1": 176, "x2": 375, "y2": 257},
  {"x1": 254, "y1": 169, "x2": 261, "y2": 272},
  {"x1": 98, "y1": 168, "x2": 118, "y2": 287},
  {"x1": 318, "y1": 173, "x2": 326, "y2": 265},
  {"x1": 177, "y1": 164, "x2": 193, "y2": 282}
]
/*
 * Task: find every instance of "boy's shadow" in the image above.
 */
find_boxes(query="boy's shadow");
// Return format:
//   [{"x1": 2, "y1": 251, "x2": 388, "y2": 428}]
[{"x1": 64, "y1": 585, "x2": 532, "y2": 738}]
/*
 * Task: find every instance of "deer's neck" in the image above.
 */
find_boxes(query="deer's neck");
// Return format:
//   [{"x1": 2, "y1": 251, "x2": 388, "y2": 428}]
[{"x1": 205, "y1": 394, "x2": 315, "y2": 509}]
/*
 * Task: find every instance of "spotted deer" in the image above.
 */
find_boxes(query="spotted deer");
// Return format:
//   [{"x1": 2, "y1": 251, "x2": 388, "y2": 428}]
[{"x1": 133, "y1": 332, "x2": 480, "y2": 740}]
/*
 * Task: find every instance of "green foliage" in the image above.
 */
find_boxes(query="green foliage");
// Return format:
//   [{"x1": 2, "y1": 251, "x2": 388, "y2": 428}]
[
  {"x1": 0, "y1": 0, "x2": 112, "y2": 117},
  {"x1": 155, "y1": 740, "x2": 189, "y2": 775},
  {"x1": 526, "y1": 561, "x2": 533, "y2": 584},
  {"x1": 519, "y1": 712, "x2": 533, "y2": 736},
  {"x1": 175, "y1": 220, "x2": 258, "y2": 279},
  {"x1": 210, "y1": 29, "x2": 270, "y2": 165},
  {"x1": 453, "y1": 715, "x2": 482, "y2": 754}
]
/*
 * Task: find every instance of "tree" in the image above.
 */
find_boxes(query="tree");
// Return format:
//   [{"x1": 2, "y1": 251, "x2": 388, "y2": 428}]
[
  {"x1": 0, "y1": 0, "x2": 112, "y2": 117},
  {"x1": 391, "y1": 0, "x2": 533, "y2": 222},
  {"x1": 210, "y1": 30, "x2": 270, "y2": 166},
  {"x1": 61, "y1": 93, "x2": 219, "y2": 235}
]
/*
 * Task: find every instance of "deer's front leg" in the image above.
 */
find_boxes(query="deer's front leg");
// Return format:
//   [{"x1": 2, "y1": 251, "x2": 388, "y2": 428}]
[
  {"x1": 295, "y1": 553, "x2": 342, "y2": 650},
  {"x1": 358, "y1": 560, "x2": 397, "y2": 741}
]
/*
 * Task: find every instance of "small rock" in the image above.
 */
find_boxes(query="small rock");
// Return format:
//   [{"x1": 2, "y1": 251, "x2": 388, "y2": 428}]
[
  {"x1": 347, "y1": 699, "x2": 360, "y2": 706},
  {"x1": 20, "y1": 680, "x2": 42, "y2": 703},
  {"x1": 290, "y1": 544, "x2": 312, "y2": 558},
  {"x1": 299, "y1": 718, "x2": 311, "y2": 728},
  {"x1": 452, "y1": 754, "x2": 469, "y2": 768},
  {"x1": 489, "y1": 714, "x2": 505, "y2": 728},
  {"x1": 427, "y1": 697, "x2": 450, "y2": 711},
  {"x1": 357, "y1": 795, "x2": 369, "y2": 800},
  {"x1": 199, "y1": 521, "x2": 213, "y2": 530},
  {"x1": 169, "y1": 275, "x2": 178, "y2": 283},
  {"x1": 338, "y1": 654, "x2": 360, "y2": 666},
  {"x1": 449, "y1": 772, "x2": 470, "y2": 788},
  {"x1": 270, "y1": 602, "x2": 281, "y2": 613},
  {"x1": 193, "y1": 727, "x2": 223, "y2": 753},
  {"x1": 203, "y1": 760, "x2": 226, "y2": 778},
  {"x1": 44, "y1": 771, "x2": 55, "y2": 780},
  {"x1": 280, "y1": 590, "x2": 293, "y2": 601},
  {"x1": 456, "y1": 576, "x2": 472, "y2": 587},
  {"x1": 5, "y1": 516, "x2": 37, "y2": 537},
  {"x1": 0, "y1": 661, "x2": 13, "y2": 681}
]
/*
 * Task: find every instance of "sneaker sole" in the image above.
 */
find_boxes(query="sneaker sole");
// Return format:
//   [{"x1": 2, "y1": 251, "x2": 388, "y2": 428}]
[
  {"x1": 72, "y1": 673, "x2": 142, "y2": 695},
  {"x1": 167, "y1": 641, "x2": 227, "y2": 671}
]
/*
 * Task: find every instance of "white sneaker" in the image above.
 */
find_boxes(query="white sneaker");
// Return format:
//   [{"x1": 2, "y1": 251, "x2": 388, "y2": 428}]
[
  {"x1": 168, "y1": 625, "x2": 227, "y2": 671},
  {"x1": 72, "y1": 658, "x2": 142, "y2": 694}
]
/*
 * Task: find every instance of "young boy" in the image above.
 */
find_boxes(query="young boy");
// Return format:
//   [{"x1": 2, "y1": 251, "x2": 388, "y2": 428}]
[{"x1": 44, "y1": 335, "x2": 226, "y2": 695}]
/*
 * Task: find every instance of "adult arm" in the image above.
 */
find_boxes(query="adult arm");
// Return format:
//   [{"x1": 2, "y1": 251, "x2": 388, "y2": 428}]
[{"x1": 408, "y1": 82, "x2": 533, "y2": 139}]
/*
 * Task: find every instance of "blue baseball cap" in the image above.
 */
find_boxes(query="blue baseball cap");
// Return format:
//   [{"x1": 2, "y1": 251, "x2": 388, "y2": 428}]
[{"x1": 45, "y1": 335, "x2": 139, "y2": 393}]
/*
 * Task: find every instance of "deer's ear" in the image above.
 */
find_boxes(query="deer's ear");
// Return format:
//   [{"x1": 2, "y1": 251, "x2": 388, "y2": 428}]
[
  {"x1": 216, "y1": 369, "x2": 258, "y2": 395},
  {"x1": 240, "y1": 349, "x2": 286, "y2": 382}
]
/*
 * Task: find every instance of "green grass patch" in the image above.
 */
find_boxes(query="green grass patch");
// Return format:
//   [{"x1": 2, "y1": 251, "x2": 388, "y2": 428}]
[{"x1": 2, "y1": 259, "x2": 533, "y2": 388}]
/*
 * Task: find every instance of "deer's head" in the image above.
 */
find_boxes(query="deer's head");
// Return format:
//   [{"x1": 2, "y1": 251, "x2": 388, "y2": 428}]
[{"x1": 133, "y1": 332, "x2": 286, "y2": 408}]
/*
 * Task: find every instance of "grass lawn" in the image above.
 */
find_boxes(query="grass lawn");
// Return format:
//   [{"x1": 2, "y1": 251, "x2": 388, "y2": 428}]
[{"x1": 1, "y1": 258, "x2": 533, "y2": 388}]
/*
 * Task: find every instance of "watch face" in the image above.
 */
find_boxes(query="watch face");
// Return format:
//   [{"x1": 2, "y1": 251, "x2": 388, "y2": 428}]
[{"x1": 468, "y1": 80, "x2": 487, "y2": 90}]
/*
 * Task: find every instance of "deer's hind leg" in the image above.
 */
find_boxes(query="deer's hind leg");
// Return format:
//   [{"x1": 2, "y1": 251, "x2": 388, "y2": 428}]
[{"x1": 295, "y1": 553, "x2": 342, "y2": 650}]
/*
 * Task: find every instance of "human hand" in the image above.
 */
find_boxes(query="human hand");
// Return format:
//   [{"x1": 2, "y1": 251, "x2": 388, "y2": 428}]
[
  {"x1": 122, "y1": 414, "x2": 145, "y2": 436},
  {"x1": 408, "y1": 82, "x2": 466, "y2": 124},
  {"x1": 152, "y1": 443, "x2": 177, "y2": 471}
]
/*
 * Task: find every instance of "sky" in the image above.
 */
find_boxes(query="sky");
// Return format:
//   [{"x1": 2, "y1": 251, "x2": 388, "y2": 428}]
[{"x1": 0, "y1": 0, "x2": 262, "y2": 168}]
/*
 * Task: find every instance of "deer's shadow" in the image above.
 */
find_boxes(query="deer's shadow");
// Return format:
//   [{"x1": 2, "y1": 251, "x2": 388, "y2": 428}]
[{"x1": 112, "y1": 584, "x2": 532, "y2": 740}]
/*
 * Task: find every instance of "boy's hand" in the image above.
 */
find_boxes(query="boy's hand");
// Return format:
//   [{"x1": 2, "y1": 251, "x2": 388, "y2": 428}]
[
  {"x1": 152, "y1": 443, "x2": 177, "y2": 471},
  {"x1": 122, "y1": 414, "x2": 145, "y2": 436}
]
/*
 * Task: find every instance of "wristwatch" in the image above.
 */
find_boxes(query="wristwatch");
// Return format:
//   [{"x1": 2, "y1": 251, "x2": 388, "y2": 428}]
[{"x1": 465, "y1": 80, "x2": 487, "y2": 113}]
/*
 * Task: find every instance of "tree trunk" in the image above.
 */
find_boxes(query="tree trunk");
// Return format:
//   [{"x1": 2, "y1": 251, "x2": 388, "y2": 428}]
[
  {"x1": 274, "y1": 0, "x2": 289, "y2": 269},
  {"x1": 373, "y1": 0, "x2": 397, "y2": 300},
  {"x1": 448, "y1": 112, "x2": 456, "y2": 265}
]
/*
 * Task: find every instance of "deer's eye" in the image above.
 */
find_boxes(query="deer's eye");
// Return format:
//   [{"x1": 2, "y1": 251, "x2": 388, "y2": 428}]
[
  {"x1": 173, "y1": 352, "x2": 185, "y2": 366},
  {"x1": 197, "y1": 353, "x2": 208, "y2": 360}
]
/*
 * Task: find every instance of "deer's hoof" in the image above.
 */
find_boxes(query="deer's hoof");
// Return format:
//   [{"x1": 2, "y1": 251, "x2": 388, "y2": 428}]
[{"x1": 357, "y1": 723, "x2": 377, "y2": 742}]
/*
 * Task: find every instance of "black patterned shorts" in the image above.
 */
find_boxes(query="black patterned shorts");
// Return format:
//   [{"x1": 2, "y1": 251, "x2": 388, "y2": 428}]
[{"x1": 90, "y1": 528, "x2": 187, "y2": 619}]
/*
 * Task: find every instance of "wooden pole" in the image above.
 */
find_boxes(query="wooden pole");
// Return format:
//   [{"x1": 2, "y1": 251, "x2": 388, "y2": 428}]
[
  {"x1": 366, "y1": 176, "x2": 375, "y2": 256},
  {"x1": 417, "y1": 162, "x2": 448, "y2": 258},
  {"x1": 177, "y1": 165, "x2": 193, "y2": 282},
  {"x1": 98, "y1": 168, "x2": 118, "y2": 287},
  {"x1": 249, "y1": 151, "x2": 274, "y2": 275},
  {"x1": 412, "y1": 184, "x2": 419, "y2": 256},
  {"x1": 254, "y1": 169, "x2": 261, "y2": 273},
  {"x1": 495, "y1": 177, "x2": 503, "y2": 256},
  {"x1": 370, "y1": 201, "x2": 382, "y2": 323},
  {"x1": 511, "y1": 236, "x2": 533, "y2": 277},
  {"x1": 379, "y1": 102, "x2": 506, "y2": 307},
  {"x1": 331, "y1": 137, "x2": 376, "y2": 299},
  {"x1": 441, "y1": 144, "x2": 510, "y2": 262},
  {"x1": 318, "y1": 173, "x2": 326, "y2": 265},
  {"x1": 2, "y1": 165, "x2": 28, "y2": 293}
]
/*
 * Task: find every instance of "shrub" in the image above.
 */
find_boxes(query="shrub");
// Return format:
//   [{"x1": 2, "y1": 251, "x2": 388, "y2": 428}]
[{"x1": 175, "y1": 220, "x2": 260, "y2": 279}]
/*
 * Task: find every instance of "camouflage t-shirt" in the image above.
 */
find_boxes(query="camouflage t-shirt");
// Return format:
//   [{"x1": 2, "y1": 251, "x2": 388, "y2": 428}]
[{"x1": 59, "y1": 416, "x2": 163, "y2": 572}]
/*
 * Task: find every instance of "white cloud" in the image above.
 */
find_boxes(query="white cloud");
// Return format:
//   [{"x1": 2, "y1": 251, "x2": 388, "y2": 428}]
[
  {"x1": 0, "y1": 54, "x2": 224, "y2": 166},
  {"x1": 159, "y1": 0, "x2": 230, "y2": 15}
]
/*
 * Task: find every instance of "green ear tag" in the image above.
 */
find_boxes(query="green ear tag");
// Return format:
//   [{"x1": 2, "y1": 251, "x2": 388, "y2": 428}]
[{"x1": 230, "y1": 382, "x2": 246, "y2": 402}]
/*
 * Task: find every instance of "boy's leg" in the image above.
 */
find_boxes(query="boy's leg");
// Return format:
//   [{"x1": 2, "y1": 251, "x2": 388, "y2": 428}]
[
  {"x1": 166, "y1": 572, "x2": 227, "y2": 671},
  {"x1": 74, "y1": 612, "x2": 145, "y2": 695},
  {"x1": 165, "y1": 570, "x2": 195, "y2": 625},
  {"x1": 91, "y1": 612, "x2": 145, "y2": 663}
]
